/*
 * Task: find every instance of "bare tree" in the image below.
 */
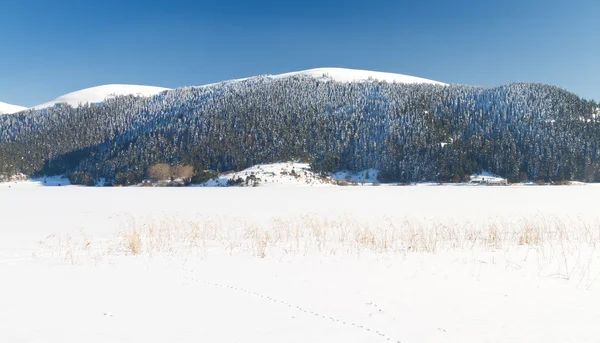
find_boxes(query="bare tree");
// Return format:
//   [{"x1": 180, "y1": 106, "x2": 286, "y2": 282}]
[
  {"x1": 173, "y1": 165, "x2": 194, "y2": 182},
  {"x1": 148, "y1": 163, "x2": 172, "y2": 182}
]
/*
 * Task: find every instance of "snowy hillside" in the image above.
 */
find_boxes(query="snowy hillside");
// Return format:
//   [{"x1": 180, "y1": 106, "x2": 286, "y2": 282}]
[
  {"x1": 197, "y1": 67, "x2": 446, "y2": 89},
  {"x1": 199, "y1": 163, "x2": 332, "y2": 187},
  {"x1": 32, "y1": 84, "x2": 170, "y2": 110},
  {"x1": 0, "y1": 101, "x2": 27, "y2": 115},
  {"x1": 196, "y1": 162, "x2": 382, "y2": 187},
  {"x1": 273, "y1": 67, "x2": 446, "y2": 85}
]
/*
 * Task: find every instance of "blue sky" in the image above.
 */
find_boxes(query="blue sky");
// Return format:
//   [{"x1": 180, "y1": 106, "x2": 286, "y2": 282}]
[{"x1": 1, "y1": 0, "x2": 598, "y2": 106}]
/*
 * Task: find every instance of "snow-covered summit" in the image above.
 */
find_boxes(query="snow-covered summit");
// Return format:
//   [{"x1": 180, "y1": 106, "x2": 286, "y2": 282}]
[
  {"x1": 196, "y1": 67, "x2": 446, "y2": 89},
  {"x1": 273, "y1": 67, "x2": 446, "y2": 85},
  {"x1": 0, "y1": 101, "x2": 27, "y2": 115},
  {"x1": 32, "y1": 84, "x2": 170, "y2": 110}
]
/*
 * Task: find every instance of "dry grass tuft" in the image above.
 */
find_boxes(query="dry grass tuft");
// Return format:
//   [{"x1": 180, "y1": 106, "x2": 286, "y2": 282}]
[
  {"x1": 36, "y1": 214, "x2": 600, "y2": 263},
  {"x1": 125, "y1": 228, "x2": 142, "y2": 255}
]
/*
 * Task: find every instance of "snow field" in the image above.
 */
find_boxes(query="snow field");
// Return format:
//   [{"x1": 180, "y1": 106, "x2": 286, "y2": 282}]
[{"x1": 2, "y1": 186, "x2": 600, "y2": 343}]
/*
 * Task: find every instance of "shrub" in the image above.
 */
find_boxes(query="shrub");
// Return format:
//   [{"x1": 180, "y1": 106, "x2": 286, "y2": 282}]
[
  {"x1": 245, "y1": 174, "x2": 261, "y2": 187},
  {"x1": 227, "y1": 177, "x2": 244, "y2": 186},
  {"x1": 114, "y1": 172, "x2": 127, "y2": 186},
  {"x1": 114, "y1": 171, "x2": 143, "y2": 186},
  {"x1": 148, "y1": 163, "x2": 172, "y2": 182},
  {"x1": 173, "y1": 165, "x2": 194, "y2": 183},
  {"x1": 191, "y1": 170, "x2": 219, "y2": 184},
  {"x1": 68, "y1": 172, "x2": 95, "y2": 186}
]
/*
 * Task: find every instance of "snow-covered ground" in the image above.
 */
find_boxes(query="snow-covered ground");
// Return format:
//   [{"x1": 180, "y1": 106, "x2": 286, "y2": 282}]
[{"x1": 1, "y1": 185, "x2": 599, "y2": 343}]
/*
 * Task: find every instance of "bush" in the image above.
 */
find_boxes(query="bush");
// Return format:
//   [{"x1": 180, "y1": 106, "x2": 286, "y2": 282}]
[
  {"x1": 173, "y1": 165, "x2": 194, "y2": 183},
  {"x1": 245, "y1": 174, "x2": 261, "y2": 187},
  {"x1": 227, "y1": 177, "x2": 244, "y2": 186},
  {"x1": 69, "y1": 172, "x2": 95, "y2": 186},
  {"x1": 191, "y1": 170, "x2": 219, "y2": 184},
  {"x1": 114, "y1": 171, "x2": 143, "y2": 186},
  {"x1": 148, "y1": 163, "x2": 172, "y2": 182}
]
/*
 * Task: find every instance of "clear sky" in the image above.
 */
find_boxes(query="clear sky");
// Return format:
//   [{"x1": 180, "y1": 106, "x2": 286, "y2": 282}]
[{"x1": 1, "y1": 0, "x2": 598, "y2": 107}]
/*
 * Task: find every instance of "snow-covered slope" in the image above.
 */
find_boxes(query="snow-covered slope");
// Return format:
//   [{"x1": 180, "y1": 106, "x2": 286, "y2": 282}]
[
  {"x1": 273, "y1": 67, "x2": 446, "y2": 85},
  {"x1": 199, "y1": 162, "x2": 335, "y2": 187},
  {"x1": 0, "y1": 101, "x2": 27, "y2": 115},
  {"x1": 32, "y1": 84, "x2": 170, "y2": 110},
  {"x1": 198, "y1": 67, "x2": 446, "y2": 89},
  {"x1": 195, "y1": 162, "x2": 382, "y2": 187}
]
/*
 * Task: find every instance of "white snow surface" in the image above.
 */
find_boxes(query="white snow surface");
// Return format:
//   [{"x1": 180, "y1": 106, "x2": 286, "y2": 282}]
[
  {"x1": 0, "y1": 101, "x2": 27, "y2": 115},
  {"x1": 31, "y1": 84, "x2": 170, "y2": 110},
  {"x1": 0, "y1": 175, "x2": 71, "y2": 188},
  {"x1": 1, "y1": 185, "x2": 599, "y2": 343}
]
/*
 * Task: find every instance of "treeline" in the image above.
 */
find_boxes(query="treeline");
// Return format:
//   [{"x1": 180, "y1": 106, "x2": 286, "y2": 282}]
[
  {"x1": 69, "y1": 163, "x2": 218, "y2": 186},
  {"x1": 1, "y1": 75, "x2": 599, "y2": 184}
]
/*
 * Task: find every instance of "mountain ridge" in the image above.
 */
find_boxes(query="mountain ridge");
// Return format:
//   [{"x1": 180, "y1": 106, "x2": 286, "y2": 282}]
[{"x1": 2, "y1": 68, "x2": 444, "y2": 113}]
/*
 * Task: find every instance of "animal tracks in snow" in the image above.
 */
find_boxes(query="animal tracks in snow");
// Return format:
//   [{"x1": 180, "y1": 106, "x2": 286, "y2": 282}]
[
  {"x1": 180, "y1": 270, "x2": 400, "y2": 342},
  {"x1": 366, "y1": 301, "x2": 384, "y2": 317}
]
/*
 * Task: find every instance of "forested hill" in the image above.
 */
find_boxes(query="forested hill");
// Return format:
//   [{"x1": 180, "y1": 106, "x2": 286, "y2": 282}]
[{"x1": 1, "y1": 75, "x2": 599, "y2": 183}]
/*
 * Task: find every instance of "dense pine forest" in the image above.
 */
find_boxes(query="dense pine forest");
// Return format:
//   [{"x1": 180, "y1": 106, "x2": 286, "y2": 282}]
[{"x1": 1, "y1": 75, "x2": 599, "y2": 184}]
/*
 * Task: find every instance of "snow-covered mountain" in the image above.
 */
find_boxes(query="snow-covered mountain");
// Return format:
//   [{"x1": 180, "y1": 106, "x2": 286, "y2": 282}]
[
  {"x1": 0, "y1": 101, "x2": 27, "y2": 115},
  {"x1": 31, "y1": 84, "x2": 171, "y2": 110},
  {"x1": 197, "y1": 67, "x2": 445, "y2": 88},
  {"x1": 19, "y1": 68, "x2": 441, "y2": 112},
  {"x1": 272, "y1": 67, "x2": 445, "y2": 85}
]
